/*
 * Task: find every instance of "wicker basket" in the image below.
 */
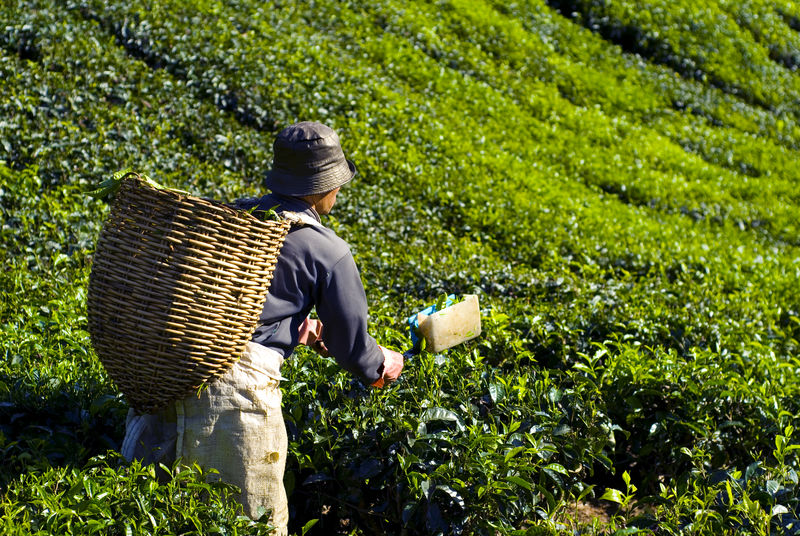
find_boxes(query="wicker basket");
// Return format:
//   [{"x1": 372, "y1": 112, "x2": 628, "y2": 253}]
[{"x1": 87, "y1": 175, "x2": 291, "y2": 413}]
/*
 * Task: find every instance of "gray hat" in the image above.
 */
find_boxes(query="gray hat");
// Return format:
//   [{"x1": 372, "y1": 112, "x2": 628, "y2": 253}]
[{"x1": 264, "y1": 121, "x2": 357, "y2": 196}]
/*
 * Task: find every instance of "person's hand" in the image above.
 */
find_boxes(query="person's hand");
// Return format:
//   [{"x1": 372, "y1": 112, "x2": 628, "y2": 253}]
[
  {"x1": 371, "y1": 346, "x2": 404, "y2": 388},
  {"x1": 298, "y1": 317, "x2": 329, "y2": 356}
]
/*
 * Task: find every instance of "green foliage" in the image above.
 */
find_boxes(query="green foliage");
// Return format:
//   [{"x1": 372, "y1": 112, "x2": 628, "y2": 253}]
[
  {"x1": 643, "y1": 429, "x2": 800, "y2": 535},
  {"x1": 0, "y1": 454, "x2": 275, "y2": 535},
  {"x1": 2, "y1": 0, "x2": 800, "y2": 534}
]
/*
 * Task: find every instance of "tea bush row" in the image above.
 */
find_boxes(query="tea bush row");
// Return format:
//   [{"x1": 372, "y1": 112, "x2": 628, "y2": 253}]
[
  {"x1": 546, "y1": 0, "x2": 800, "y2": 116},
  {"x1": 67, "y1": 0, "x2": 800, "y2": 250}
]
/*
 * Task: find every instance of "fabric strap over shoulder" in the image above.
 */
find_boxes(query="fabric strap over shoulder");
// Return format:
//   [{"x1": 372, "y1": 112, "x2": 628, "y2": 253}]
[{"x1": 279, "y1": 211, "x2": 322, "y2": 228}]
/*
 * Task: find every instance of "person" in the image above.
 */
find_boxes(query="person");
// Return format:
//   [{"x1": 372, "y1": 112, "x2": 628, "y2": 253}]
[{"x1": 121, "y1": 121, "x2": 405, "y2": 535}]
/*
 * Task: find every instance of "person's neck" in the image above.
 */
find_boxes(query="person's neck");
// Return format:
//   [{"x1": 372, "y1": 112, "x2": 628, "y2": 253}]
[
  {"x1": 293, "y1": 195, "x2": 322, "y2": 219},
  {"x1": 299, "y1": 194, "x2": 326, "y2": 215}
]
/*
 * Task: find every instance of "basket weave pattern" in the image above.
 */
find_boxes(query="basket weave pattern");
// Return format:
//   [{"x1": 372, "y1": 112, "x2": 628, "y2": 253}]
[{"x1": 87, "y1": 177, "x2": 290, "y2": 413}]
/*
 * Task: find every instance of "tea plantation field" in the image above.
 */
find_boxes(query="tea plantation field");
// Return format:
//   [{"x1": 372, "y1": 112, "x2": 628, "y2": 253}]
[{"x1": 2, "y1": 0, "x2": 800, "y2": 534}]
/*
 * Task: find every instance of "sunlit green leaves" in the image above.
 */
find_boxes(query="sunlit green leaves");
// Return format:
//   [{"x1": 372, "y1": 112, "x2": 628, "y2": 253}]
[{"x1": 0, "y1": 455, "x2": 275, "y2": 535}]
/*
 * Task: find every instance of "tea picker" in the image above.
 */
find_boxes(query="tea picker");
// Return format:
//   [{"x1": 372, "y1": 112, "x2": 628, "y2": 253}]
[{"x1": 88, "y1": 122, "x2": 402, "y2": 535}]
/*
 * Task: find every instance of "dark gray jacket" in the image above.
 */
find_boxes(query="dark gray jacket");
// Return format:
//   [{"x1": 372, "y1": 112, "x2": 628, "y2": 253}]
[{"x1": 236, "y1": 193, "x2": 384, "y2": 384}]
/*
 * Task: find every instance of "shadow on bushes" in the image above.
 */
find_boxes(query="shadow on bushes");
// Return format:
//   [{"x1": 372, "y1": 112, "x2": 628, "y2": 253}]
[{"x1": 0, "y1": 372, "x2": 127, "y2": 487}]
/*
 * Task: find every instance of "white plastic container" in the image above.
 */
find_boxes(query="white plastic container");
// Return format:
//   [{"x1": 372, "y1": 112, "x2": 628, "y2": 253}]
[{"x1": 417, "y1": 294, "x2": 481, "y2": 352}]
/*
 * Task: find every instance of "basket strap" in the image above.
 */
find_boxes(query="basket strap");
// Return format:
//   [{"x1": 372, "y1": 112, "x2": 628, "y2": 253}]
[{"x1": 279, "y1": 211, "x2": 322, "y2": 228}]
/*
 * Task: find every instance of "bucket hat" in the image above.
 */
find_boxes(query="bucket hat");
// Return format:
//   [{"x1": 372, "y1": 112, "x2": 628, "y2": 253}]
[{"x1": 264, "y1": 121, "x2": 357, "y2": 196}]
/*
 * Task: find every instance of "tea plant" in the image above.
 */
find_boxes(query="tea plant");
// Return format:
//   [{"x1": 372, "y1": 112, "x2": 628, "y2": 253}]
[{"x1": 0, "y1": 454, "x2": 276, "y2": 535}]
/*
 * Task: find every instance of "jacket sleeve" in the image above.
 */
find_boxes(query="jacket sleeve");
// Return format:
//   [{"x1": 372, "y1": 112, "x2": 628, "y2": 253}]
[{"x1": 313, "y1": 251, "x2": 385, "y2": 384}]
